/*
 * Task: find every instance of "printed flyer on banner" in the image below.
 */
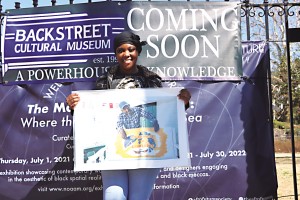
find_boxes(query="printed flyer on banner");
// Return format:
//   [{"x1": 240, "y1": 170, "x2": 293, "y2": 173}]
[{"x1": 73, "y1": 88, "x2": 190, "y2": 171}]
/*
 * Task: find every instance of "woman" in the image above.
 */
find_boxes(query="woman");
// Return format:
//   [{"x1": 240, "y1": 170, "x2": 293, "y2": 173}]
[{"x1": 66, "y1": 31, "x2": 191, "y2": 200}]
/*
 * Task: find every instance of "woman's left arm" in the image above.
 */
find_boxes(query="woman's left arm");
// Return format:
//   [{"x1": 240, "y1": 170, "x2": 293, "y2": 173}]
[{"x1": 178, "y1": 89, "x2": 191, "y2": 110}]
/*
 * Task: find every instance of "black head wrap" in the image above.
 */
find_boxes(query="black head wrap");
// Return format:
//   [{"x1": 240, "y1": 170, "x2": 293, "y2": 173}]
[{"x1": 113, "y1": 31, "x2": 147, "y2": 54}]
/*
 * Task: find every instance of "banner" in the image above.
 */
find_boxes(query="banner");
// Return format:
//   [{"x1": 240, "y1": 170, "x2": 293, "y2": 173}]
[
  {"x1": 73, "y1": 88, "x2": 190, "y2": 171},
  {"x1": 0, "y1": 41, "x2": 276, "y2": 200},
  {"x1": 2, "y1": 2, "x2": 242, "y2": 84}
]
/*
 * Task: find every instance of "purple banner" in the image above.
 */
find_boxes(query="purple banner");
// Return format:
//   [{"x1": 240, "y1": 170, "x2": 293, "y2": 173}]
[{"x1": 0, "y1": 41, "x2": 276, "y2": 200}]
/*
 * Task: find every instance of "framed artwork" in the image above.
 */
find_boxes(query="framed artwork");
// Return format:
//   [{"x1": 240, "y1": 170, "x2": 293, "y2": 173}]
[{"x1": 73, "y1": 87, "x2": 190, "y2": 171}]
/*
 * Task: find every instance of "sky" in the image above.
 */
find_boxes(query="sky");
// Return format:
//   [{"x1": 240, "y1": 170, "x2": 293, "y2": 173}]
[
  {"x1": 1, "y1": 0, "x2": 93, "y2": 11},
  {"x1": 0, "y1": 0, "x2": 285, "y2": 11},
  {"x1": 1, "y1": 0, "x2": 246, "y2": 11}
]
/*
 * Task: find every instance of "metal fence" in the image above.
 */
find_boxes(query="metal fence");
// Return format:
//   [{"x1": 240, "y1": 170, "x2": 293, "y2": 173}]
[{"x1": 0, "y1": 0, "x2": 300, "y2": 199}]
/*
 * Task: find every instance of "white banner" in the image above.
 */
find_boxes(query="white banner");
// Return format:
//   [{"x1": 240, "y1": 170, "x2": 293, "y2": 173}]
[
  {"x1": 2, "y1": 2, "x2": 242, "y2": 84},
  {"x1": 73, "y1": 88, "x2": 190, "y2": 171}
]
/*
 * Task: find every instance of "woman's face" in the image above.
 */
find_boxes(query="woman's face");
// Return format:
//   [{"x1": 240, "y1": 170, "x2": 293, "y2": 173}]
[{"x1": 115, "y1": 43, "x2": 139, "y2": 74}]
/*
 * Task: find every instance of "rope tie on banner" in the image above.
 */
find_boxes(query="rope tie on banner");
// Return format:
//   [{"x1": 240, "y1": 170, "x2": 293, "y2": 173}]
[
  {"x1": 240, "y1": 76, "x2": 255, "y2": 85},
  {"x1": 33, "y1": 0, "x2": 38, "y2": 8},
  {"x1": 15, "y1": 2, "x2": 20, "y2": 9}
]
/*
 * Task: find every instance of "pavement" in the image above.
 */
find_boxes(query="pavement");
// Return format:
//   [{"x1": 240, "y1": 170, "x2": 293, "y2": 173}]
[{"x1": 275, "y1": 153, "x2": 300, "y2": 158}]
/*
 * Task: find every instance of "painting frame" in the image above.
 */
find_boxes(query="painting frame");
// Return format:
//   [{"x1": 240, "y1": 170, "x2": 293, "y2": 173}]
[{"x1": 73, "y1": 87, "x2": 190, "y2": 171}]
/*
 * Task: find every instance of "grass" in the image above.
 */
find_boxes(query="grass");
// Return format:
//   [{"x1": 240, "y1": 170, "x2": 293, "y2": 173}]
[
  {"x1": 273, "y1": 120, "x2": 300, "y2": 133},
  {"x1": 272, "y1": 121, "x2": 300, "y2": 199},
  {"x1": 273, "y1": 120, "x2": 300, "y2": 153},
  {"x1": 274, "y1": 137, "x2": 300, "y2": 153}
]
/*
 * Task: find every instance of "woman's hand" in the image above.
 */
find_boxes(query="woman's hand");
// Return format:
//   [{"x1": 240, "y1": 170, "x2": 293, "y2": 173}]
[
  {"x1": 66, "y1": 93, "x2": 80, "y2": 110},
  {"x1": 177, "y1": 89, "x2": 191, "y2": 109}
]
